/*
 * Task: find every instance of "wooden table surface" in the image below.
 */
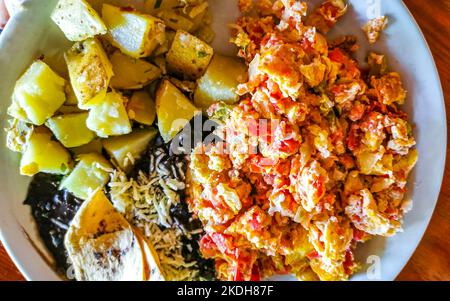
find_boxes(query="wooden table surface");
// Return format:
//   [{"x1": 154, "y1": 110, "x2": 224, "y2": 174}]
[{"x1": 0, "y1": 0, "x2": 449, "y2": 281}]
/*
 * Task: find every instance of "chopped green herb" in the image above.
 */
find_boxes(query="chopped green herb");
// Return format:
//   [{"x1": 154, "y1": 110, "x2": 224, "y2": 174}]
[
  {"x1": 154, "y1": 0, "x2": 163, "y2": 9},
  {"x1": 197, "y1": 51, "x2": 208, "y2": 58}
]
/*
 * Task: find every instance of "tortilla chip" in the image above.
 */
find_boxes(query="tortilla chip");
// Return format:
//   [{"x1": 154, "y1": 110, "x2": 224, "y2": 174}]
[
  {"x1": 65, "y1": 189, "x2": 146, "y2": 281},
  {"x1": 133, "y1": 227, "x2": 165, "y2": 281}
]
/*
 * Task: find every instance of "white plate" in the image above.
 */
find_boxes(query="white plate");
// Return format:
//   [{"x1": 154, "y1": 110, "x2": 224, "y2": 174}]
[{"x1": 0, "y1": 0, "x2": 446, "y2": 281}]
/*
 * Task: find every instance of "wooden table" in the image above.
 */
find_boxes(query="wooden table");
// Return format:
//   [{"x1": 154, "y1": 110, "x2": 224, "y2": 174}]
[{"x1": 0, "y1": 0, "x2": 449, "y2": 281}]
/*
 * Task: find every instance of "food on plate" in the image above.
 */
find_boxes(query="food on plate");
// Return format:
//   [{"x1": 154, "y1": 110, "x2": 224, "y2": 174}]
[
  {"x1": 71, "y1": 138, "x2": 103, "y2": 156},
  {"x1": 24, "y1": 174, "x2": 83, "y2": 273},
  {"x1": 306, "y1": 0, "x2": 348, "y2": 33},
  {"x1": 5, "y1": 119, "x2": 33, "y2": 153},
  {"x1": 57, "y1": 105, "x2": 86, "y2": 115},
  {"x1": 102, "y1": 3, "x2": 166, "y2": 58},
  {"x1": 145, "y1": 0, "x2": 210, "y2": 33},
  {"x1": 103, "y1": 128, "x2": 158, "y2": 171},
  {"x1": 60, "y1": 153, "x2": 112, "y2": 199},
  {"x1": 86, "y1": 91, "x2": 132, "y2": 137},
  {"x1": 20, "y1": 127, "x2": 73, "y2": 176},
  {"x1": 156, "y1": 80, "x2": 199, "y2": 142},
  {"x1": 109, "y1": 51, "x2": 161, "y2": 89},
  {"x1": 46, "y1": 113, "x2": 95, "y2": 148},
  {"x1": 166, "y1": 30, "x2": 214, "y2": 79},
  {"x1": 64, "y1": 84, "x2": 79, "y2": 106},
  {"x1": 8, "y1": 60, "x2": 66, "y2": 125},
  {"x1": 108, "y1": 140, "x2": 216, "y2": 280},
  {"x1": 65, "y1": 189, "x2": 148, "y2": 281},
  {"x1": 158, "y1": 10, "x2": 195, "y2": 32},
  {"x1": 194, "y1": 54, "x2": 248, "y2": 110},
  {"x1": 51, "y1": 0, "x2": 107, "y2": 42},
  {"x1": 186, "y1": 0, "x2": 417, "y2": 281},
  {"x1": 4, "y1": 0, "x2": 417, "y2": 282},
  {"x1": 5, "y1": 0, "x2": 216, "y2": 281},
  {"x1": 127, "y1": 90, "x2": 157, "y2": 126},
  {"x1": 195, "y1": 25, "x2": 216, "y2": 44},
  {"x1": 363, "y1": 16, "x2": 389, "y2": 44},
  {"x1": 132, "y1": 226, "x2": 166, "y2": 281},
  {"x1": 65, "y1": 38, "x2": 113, "y2": 109}
]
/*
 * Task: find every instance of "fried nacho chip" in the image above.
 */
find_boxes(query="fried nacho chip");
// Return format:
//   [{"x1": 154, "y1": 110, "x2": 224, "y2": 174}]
[{"x1": 65, "y1": 190, "x2": 146, "y2": 281}]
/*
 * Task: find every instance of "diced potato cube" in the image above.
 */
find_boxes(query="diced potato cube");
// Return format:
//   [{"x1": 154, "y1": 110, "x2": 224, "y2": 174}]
[
  {"x1": 65, "y1": 38, "x2": 113, "y2": 109},
  {"x1": 51, "y1": 0, "x2": 107, "y2": 42},
  {"x1": 110, "y1": 51, "x2": 161, "y2": 90},
  {"x1": 71, "y1": 139, "x2": 103, "y2": 156},
  {"x1": 127, "y1": 91, "x2": 156, "y2": 126},
  {"x1": 156, "y1": 80, "x2": 199, "y2": 142},
  {"x1": 102, "y1": 4, "x2": 165, "y2": 58},
  {"x1": 87, "y1": 0, "x2": 144, "y2": 12},
  {"x1": 60, "y1": 153, "x2": 112, "y2": 199},
  {"x1": 144, "y1": 0, "x2": 181, "y2": 14},
  {"x1": 166, "y1": 30, "x2": 213, "y2": 79},
  {"x1": 46, "y1": 113, "x2": 95, "y2": 148},
  {"x1": 144, "y1": 0, "x2": 207, "y2": 31},
  {"x1": 195, "y1": 25, "x2": 215, "y2": 44},
  {"x1": 194, "y1": 54, "x2": 247, "y2": 110},
  {"x1": 86, "y1": 91, "x2": 132, "y2": 138},
  {"x1": 153, "y1": 30, "x2": 176, "y2": 57},
  {"x1": 157, "y1": 10, "x2": 194, "y2": 32},
  {"x1": 103, "y1": 128, "x2": 157, "y2": 172},
  {"x1": 20, "y1": 127, "x2": 73, "y2": 176},
  {"x1": 188, "y1": 2, "x2": 210, "y2": 32},
  {"x1": 8, "y1": 60, "x2": 66, "y2": 125}
]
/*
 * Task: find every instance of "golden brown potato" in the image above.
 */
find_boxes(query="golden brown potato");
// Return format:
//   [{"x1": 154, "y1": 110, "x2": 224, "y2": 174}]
[
  {"x1": 65, "y1": 38, "x2": 113, "y2": 109},
  {"x1": 152, "y1": 30, "x2": 176, "y2": 57},
  {"x1": 156, "y1": 80, "x2": 199, "y2": 142},
  {"x1": 194, "y1": 54, "x2": 247, "y2": 111},
  {"x1": 102, "y1": 4, "x2": 166, "y2": 58},
  {"x1": 157, "y1": 10, "x2": 194, "y2": 32},
  {"x1": 103, "y1": 128, "x2": 158, "y2": 172},
  {"x1": 60, "y1": 153, "x2": 112, "y2": 199},
  {"x1": 51, "y1": 0, "x2": 107, "y2": 42},
  {"x1": 8, "y1": 60, "x2": 66, "y2": 125},
  {"x1": 195, "y1": 25, "x2": 215, "y2": 44},
  {"x1": 70, "y1": 139, "x2": 103, "y2": 156},
  {"x1": 20, "y1": 127, "x2": 73, "y2": 176},
  {"x1": 127, "y1": 91, "x2": 156, "y2": 126},
  {"x1": 46, "y1": 113, "x2": 95, "y2": 148},
  {"x1": 110, "y1": 51, "x2": 161, "y2": 90},
  {"x1": 86, "y1": 91, "x2": 132, "y2": 138},
  {"x1": 166, "y1": 30, "x2": 213, "y2": 79}
]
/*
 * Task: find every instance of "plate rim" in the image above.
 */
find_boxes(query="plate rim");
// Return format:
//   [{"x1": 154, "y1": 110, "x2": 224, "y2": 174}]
[{"x1": 0, "y1": 0, "x2": 447, "y2": 281}]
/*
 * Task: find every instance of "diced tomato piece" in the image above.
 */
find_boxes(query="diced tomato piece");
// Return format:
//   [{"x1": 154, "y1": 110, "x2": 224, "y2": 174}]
[
  {"x1": 233, "y1": 266, "x2": 244, "y2": 281},
  {"x1": 250, "y1": 264, "x2": 261, "y2": 281},
  {"x1": 353, "y1": 228, "x2": 366, "y2": 242},
  {"x1": 313, "y1": 177, "x2": 325, "y2": 198},
  {"x1": 329, "y1": 48, "x2": 347, "y2": 63},
  {"x1": 307, "y1": 250, "x2": 320, "y2": 260},
  {"x1": 199, "y1": 234, "x2": 219, "y2": 258},
  {"x1": 343, "y1": 249, "x2": 355, "y2": 275},
  {"x1": 347, "y1": 125, "x2": 361, "y2": 151},
  {"x1": 210, "y1": 233, "x2": 235, "y2": 257},
  {"x1": 349, "y1": 103, "x2": 366, "y2": 121},
  {"x1": 249, "y1": 210, "x2": 264, "y2": 231}
]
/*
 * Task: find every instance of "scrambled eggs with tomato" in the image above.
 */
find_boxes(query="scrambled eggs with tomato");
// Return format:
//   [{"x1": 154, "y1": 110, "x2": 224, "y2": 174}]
[{"x1": 187, "y1": 0, "x2": 418, "y2": 281}]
